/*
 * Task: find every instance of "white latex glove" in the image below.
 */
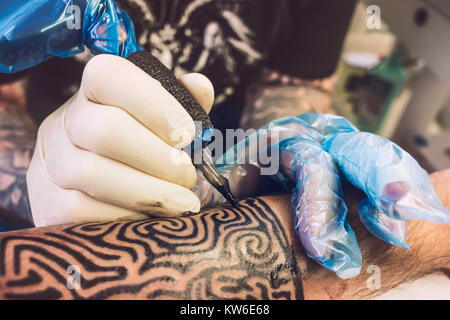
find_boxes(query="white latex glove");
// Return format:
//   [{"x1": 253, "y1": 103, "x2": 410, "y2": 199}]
[{"x1": 27, "y1": 54, "x2": 214, "y2": 227}]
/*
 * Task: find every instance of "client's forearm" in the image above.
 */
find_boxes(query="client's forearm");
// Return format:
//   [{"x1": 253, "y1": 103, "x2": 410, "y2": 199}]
[
  {"x1": 0, "y1": 197, "x2": 304, "y2": 299},
  {"x1": 0, "y1": 187, "x2": 448, "y2": 300},
  {"x1": 302, "y1": 212, "x2": 450, "y2": 300}
]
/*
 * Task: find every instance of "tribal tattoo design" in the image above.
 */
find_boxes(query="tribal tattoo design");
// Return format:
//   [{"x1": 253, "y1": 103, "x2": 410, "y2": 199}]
[{"x1": 0, "y1": 198, "x2": 303, "y2": 299}]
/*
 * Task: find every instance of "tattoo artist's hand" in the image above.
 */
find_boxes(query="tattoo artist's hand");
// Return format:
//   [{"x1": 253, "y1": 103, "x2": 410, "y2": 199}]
[{"x1": 26, "y1": 54, "x2": 214, "y2": 227}]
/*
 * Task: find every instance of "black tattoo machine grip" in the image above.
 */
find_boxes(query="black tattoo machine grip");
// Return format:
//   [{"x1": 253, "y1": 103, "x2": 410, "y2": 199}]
[
  {"x1": 126, "y1": 51, "x2": 237, "y2": 207},
  {"x1": 127, "y1": 51, "x2": 212, "y2": 130}
]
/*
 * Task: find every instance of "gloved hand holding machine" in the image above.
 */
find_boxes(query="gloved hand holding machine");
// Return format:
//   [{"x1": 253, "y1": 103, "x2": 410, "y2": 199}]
[{"x1": 1, "y1": 0, "x2": 449, "y2": 279}]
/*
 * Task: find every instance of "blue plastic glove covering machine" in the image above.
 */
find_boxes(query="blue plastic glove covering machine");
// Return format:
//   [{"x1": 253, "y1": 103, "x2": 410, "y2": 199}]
[
  {"x1": 0, "y1": 0, "x2": 141, "y2": 231},
  {"x1": 0, "y1": 0, "x2": 141, "y2": 73}
]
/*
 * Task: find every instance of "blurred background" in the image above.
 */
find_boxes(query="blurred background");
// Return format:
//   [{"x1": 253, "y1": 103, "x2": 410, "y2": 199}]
[{"x1": 334, "y1": 0, "x2": 450, "y2": 172}]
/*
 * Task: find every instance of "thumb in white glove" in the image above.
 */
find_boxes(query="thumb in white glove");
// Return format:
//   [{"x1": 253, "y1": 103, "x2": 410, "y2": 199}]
[{"x1": 27, "y1": 54, "x2": 214, "y2": 227}]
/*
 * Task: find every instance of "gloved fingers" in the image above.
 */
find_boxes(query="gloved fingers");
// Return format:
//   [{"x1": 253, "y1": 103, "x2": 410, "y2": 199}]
[
  {"x1": 221, "y1": 118, "x2": 363, "y2": 278},
  {"x1": 381, "y1": 180, "x2": 450, "y2": 224},
  {"x1": 41, "y1": 104, "x2": 201, "y2": 217},
  {"x1": 281, "y1": 142, "x2": 362, "y2": 279},
  {"x1": 65, "y1": 99, "x2": 197, "y2": 188},
  {"x1": 358, "y1": 198, "x2": 410, "y2": 250},
  {"x1": 211, "y1": 118, "x2": 364, "y2": 278},
  {"x1": 177, "y1": 73, "x2": 215, "y2": 114},
  {"x1": 27, "y1": 123, "x2": 147, "y2": 227},
  {"x1": 262, "y1": 116, "x2": 319, "y2": 142},
  {"x1": 291, "y1": 166, "x2": 362, "y2": 279},
  {"x1": 324, "y1": 131, "x2": 450, "y2": 224},
  {"x1": 44, "y1": 137, "x2": 201, "y2": 216},
  {"x1": 80, "y1": 54, "x2": 195, "y2": 148}
]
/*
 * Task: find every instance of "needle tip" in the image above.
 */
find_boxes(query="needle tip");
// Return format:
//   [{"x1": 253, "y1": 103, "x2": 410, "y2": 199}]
[{"x1": 224, "y1": 191, "x2": 239, "y2": 208}]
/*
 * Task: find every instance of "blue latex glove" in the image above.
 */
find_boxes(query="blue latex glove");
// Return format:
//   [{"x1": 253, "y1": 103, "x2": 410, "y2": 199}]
[
  {"x1": 195, "y1": 113, "x2": 450, "y2": 279},
  {"x1": 280, "y1": 136, "x2": 362, "y2": 278},
  {"x1": 300, "y1": 114, "x2": 450, "y2": 215},
  {"x1": 0, "y1": 0, "x2": 141, "y2": 73},
  {"x1": 194, "y1": 116, "x2": 363, "y2": 278}
]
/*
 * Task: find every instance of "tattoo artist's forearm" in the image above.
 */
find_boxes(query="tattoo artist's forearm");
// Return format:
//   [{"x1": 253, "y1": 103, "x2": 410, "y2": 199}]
[
  {"x1": 0, "y1": 198, "x2": 303, "y2": 300},
  {"x1": 0, "y1": 106, "x2": 36, "y2": 225}
]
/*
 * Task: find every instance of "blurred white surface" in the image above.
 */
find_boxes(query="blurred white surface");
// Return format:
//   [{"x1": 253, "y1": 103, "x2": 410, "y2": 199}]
[{"x1": 375, "y1": 272, "x2": 450, "y2": 300}]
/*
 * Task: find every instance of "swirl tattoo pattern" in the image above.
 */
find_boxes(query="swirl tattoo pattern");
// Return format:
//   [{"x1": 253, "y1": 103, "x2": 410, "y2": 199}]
[{"x1": 0, "y1": 198, "x2": 303, "y2": 299}]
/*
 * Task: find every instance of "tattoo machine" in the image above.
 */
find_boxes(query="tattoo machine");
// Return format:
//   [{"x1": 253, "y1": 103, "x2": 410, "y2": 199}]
[
  {"x1": 0, "y1": 0, "x2": 238, "y2": 207},
  {"x1": 126, "y1": 51, "x2": 238, "y2": 207}
]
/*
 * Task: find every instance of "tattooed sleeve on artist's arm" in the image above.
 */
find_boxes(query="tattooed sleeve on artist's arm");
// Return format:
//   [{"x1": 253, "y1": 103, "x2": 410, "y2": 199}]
[
  {"x1": 0, "y1": 82, "x2": 37, "y2": 227},
  {"x1": 0, "y1": 198, "x2": 304, "y2": 300},
  {"x1": 240, "y1": 68, "x2": 335, "y2": 130}
]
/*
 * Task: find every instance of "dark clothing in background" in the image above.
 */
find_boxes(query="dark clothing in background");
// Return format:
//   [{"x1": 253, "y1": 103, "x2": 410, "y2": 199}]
[{"x1": 17, "y1": 0, "x2": 356, "y2": 129}]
